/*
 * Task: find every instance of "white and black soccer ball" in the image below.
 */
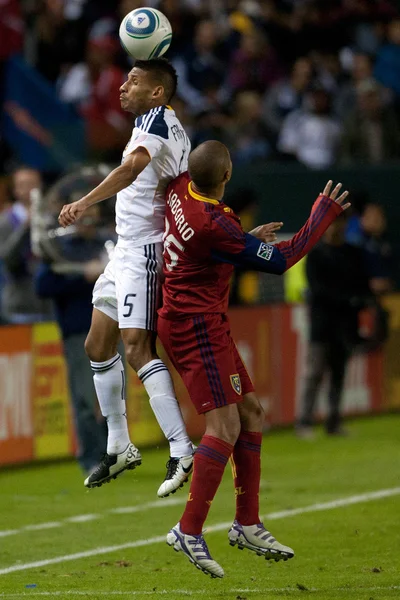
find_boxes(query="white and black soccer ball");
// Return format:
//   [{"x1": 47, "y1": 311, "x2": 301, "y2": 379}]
[{"x1": 119, "y1": 7, "x2": 172, "y2": 60}]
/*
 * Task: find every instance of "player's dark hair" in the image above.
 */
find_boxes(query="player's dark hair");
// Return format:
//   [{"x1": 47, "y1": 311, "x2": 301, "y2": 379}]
[
  {"x1": 188, "y1": 141, "x2": 231, "y2": 193},
  {"x1": 134, "y1": 58, "x2": 178, "y2": 102}
]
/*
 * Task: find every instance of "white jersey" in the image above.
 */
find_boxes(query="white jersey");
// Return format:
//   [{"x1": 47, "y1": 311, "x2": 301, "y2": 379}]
[{"x1": 116, "y1": 105, "x2": 191, "y2": 243}]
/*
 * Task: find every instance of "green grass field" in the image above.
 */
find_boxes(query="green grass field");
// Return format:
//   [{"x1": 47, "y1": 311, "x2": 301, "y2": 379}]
[{"x1": 1, "y1": 415, "x2": 399, "y2": 600}]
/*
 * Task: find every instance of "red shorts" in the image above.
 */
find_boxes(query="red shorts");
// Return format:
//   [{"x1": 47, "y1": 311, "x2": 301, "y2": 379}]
[{"x1": 158, "y1": 313, "x2": 254, "y2": 414}]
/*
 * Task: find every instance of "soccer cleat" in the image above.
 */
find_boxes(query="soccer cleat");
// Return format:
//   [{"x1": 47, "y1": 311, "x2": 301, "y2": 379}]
[
  {"x1": 157, "y1": 453, "x2": 194, "y2": 498},
  {"x1": 228, "y1": 520, "x2": 294, "y2": 561},
  {"x1": 84, "y1": 443, "x2": 142, "y2": 488},
  {"x1": 166, "y1": 522, "x2": 224, "y2": 578}
]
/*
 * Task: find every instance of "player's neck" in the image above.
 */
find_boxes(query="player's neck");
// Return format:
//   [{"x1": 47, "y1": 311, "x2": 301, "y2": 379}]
[{"x1": 191, "y1": 182, "x2": 224, "y2": 203}]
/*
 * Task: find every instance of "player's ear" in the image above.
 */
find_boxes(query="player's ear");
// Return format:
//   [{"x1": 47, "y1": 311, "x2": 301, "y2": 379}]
[
  {"x1": 153, "y1": 85, "x2": 164, "y2": 100},
  {"x1": 223, "y1": 169, "x2": 232, "y2": 183}
]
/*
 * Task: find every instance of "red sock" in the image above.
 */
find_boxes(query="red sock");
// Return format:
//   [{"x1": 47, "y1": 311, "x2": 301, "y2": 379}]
[
  {"x1": 231, "y1": 431, "x2": 262, "y2": 525},
  {"x1": 180, "y1": 435, "x2": 233, "y2": 535}
]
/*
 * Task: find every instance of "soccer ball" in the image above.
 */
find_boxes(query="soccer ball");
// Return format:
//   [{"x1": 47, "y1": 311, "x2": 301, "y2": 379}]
[{"x1": 119, "y1": 7, "x2": 172, "y2": 60}]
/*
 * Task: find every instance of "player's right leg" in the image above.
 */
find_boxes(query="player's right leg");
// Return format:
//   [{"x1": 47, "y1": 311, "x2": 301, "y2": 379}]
[
  {"x1": 167, "y1": 403, "x2": 240, "y2": 578},
  {"x1": 83, "y1": 307, "x2": 141, "y2": 488},
  {"x1": 159, "y1": 314, "x2": 243, "y2": 577}
]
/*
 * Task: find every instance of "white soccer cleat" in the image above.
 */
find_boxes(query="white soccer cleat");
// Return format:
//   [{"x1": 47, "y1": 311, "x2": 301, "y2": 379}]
[
  {"x1": 228, "y1": 520, "x2": 294, "y2": 561},
  {"x1": 157, "y1": 453, "x2": 194, "y2": 498},
  {"x1": 84, "y1": 443, "x2": 142, "y2": 488},
  {"x1": 167, "y1": 522, "x2": 224, "y2": 578}
]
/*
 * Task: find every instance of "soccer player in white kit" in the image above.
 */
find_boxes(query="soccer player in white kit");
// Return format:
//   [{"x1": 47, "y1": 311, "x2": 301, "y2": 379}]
[{"x1": 58, "y1": 59, "x2": 193, "y2": 496}]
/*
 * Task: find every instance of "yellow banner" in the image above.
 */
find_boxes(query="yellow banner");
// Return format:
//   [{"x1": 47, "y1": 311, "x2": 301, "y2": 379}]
[{"x1": 32, "y1": 323, "x2": 72, "y2": 459}]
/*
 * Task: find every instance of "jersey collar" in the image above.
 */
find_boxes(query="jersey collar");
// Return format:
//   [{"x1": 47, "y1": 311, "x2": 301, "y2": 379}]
[{"x1": 188, "y1": 181, "x2": 219, "y2": 205}]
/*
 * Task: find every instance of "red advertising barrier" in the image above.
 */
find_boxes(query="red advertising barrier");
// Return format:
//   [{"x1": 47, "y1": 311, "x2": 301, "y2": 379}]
[{"x1": 0, "y1": 301, "x2": 393, "y2": 467}]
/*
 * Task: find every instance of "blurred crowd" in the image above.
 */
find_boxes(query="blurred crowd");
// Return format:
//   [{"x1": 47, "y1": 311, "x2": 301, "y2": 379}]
[
  {"x1": 1, "y1": 0, "x2": 400, "y2": 169},
  {"x1": 0, "y1": 0, "x2": 397, "y2": 325}
]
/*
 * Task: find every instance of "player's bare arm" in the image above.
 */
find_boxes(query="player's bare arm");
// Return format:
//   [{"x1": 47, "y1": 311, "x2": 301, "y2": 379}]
[{"x1": 58, "y1": 148, "x2": 151, "y2": 227}]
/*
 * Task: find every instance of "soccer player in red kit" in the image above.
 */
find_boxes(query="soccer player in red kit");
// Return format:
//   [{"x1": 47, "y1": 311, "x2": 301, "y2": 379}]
[{"x1": 158, "y1": 141, "x2": 350, "y2": 578}]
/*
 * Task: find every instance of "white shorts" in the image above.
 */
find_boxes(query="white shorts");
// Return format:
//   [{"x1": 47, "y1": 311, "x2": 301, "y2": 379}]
[{"x1": 92, "y1": 239, "x2": 163, "y2": 330}]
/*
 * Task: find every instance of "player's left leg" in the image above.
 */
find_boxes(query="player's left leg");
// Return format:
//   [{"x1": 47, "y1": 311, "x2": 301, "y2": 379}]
[
  {"x1": 121, "y1": 326, "x2": 194, "y2": 495},
  {"x1": 227, "y1": 342, "x2": 294, "y2": 561},
  {"x1": 118, "y1": 242, "x2": 193, "y2": 496},
  {"x1": 228, "y1": 391, "x2": 294, "y2": 561}
]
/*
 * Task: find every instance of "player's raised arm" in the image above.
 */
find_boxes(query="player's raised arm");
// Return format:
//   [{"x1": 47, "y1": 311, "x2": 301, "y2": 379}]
[
  {"x1": 273, "y1": 180, "x2": 350, "y2": 271},
  {"x1": 211, "y1": 181, "x2": 350, "y2": 274},
  {"x1": 58, "y1": 148, "x2": 151, "y2": 227}
]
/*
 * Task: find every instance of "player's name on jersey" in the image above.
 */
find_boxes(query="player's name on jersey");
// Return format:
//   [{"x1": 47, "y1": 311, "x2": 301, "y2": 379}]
[
  {"x1": 171, "y1": 124, "x2": 186, "y2": 142},
  {"x1": 167, "y1": 190, "x2": 195, "y2": 241}
]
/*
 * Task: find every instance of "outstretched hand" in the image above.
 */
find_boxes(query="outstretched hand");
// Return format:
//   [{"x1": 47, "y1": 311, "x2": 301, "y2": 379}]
[
  {"x1": 249, "y1": 221, "x2": 284, "y2": 243},
  {"x1": 322, "y1": 180, "x2": 351, "y2": 211}
]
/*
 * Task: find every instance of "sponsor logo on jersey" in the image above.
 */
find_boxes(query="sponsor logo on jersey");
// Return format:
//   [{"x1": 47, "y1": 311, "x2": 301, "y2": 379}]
[
  {"x1": 230, "y1": 374, "x2": 242, "y2": 395},
  {"x1": 257, "y1": 242, "x2": 274, "y2": 261}
]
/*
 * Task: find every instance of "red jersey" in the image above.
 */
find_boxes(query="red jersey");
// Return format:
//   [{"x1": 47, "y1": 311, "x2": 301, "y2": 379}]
[{"x1": 159, "y1": 172, "x2": 342, "y2": 319}]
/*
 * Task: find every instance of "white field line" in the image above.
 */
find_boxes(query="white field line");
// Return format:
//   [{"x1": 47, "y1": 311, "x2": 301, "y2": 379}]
[
  {"x1": 0, "y1": 486, "x2": 399, "y2": 576},
  {"x1": 0, "y1": 497, "x2": 185, "y2": 539},
  {"x1": 1, "y1": 588, "x2": 400, "y2": 597}
]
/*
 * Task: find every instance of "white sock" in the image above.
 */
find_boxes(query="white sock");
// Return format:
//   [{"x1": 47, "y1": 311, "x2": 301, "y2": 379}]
[
  {"x1": 137, "y1": 359, "x2": 193, "y2": 457},
  {"x1": 91, "y1": 354, "x2": 131, "y2": 455}
]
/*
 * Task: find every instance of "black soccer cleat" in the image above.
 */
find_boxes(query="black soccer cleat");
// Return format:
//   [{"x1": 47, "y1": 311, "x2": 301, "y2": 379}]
[{"x1": 84, "y1": 443, "x2": 142, "y2": 488}]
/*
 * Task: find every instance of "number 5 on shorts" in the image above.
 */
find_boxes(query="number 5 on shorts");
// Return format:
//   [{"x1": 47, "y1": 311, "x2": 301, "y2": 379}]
[{"x1": 123, "y1": 293, "x2": 136, "y2": 317}]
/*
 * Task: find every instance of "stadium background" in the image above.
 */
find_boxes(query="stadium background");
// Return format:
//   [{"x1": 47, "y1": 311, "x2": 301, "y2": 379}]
[{"x1": 1, "y1": 0, "x2": 400, "y2": 466}]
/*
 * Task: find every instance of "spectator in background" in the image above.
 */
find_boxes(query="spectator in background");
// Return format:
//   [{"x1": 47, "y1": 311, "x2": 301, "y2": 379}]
[
  {"x1": 311, "y1": 51, "x2": 342, "y2": 95},
  {"x1": 297, "y1": 213, "x2": 372, "y2": 438},
  {"x1": 157, "y1": 0, "x2": 198, "y2": 57},
  {"x1": 227, "y1": 90, "x2": 272, "y2": 164},
  {"x1": 58, "y1": 23, "x2": 130, "y2": 159},
  {"x1": 35, "y1": 204, "x2": 109, "y2": 473},
  {"x1": 32, "y1": 0, "x2": 86, "y2": 82},
  {"x1": 191, "y1": 108, "x2": 232, "y2": 149},
  {"x1": 262, "y1": 56, "x2": 313, "y2": 138},
  {"x1": 335, "y1": 53, "x2": 374, "y2": 119},
  {"x1": 340, "y1": 79, "x2": 400, "y2": 164},
  {"x1": 0, "y1": 0, "x2": 23, "y2": 64},
  {"x1": 374, "y1": 18, "x2": 400, "y2": 99},
  {"x1": 0, "y1": 0, "x2": 24, "y2": 174},
  {"x1": 278, "y1": 85, "x2": 341, "y2": 169},
  {"x1": 0, "y1": 167, "x2": 52, "y2": 323},
  {"x1": 172, "y1": 19, "x2": 225, "y2": 115},
  {"x1": 346, "y1": 202, "x2": 393, "y2": 295},
  {"x1": 228, "y1": 28, "x2": 283, "y2": 94}
]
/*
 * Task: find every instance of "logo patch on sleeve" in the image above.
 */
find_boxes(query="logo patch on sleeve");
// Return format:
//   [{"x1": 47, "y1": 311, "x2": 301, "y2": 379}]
[
  {"x1": 257, "y1": 243, "x2": 274, "y2": 261},
  {"x1": 230, "y1": 374, "x2": 242, "y2": 395}
]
